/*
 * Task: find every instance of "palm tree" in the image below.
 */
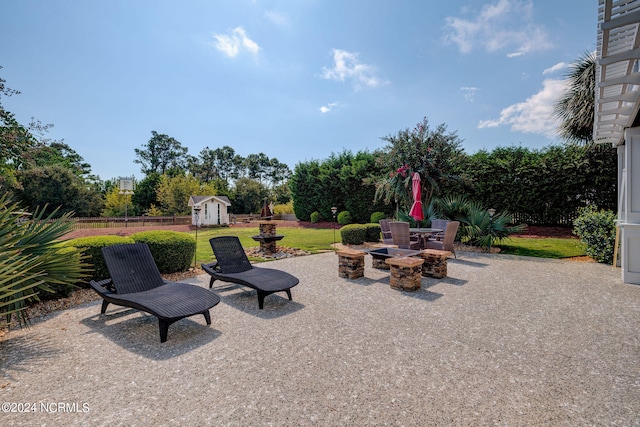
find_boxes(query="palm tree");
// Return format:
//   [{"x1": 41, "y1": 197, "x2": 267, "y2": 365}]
[{"x1": 553, "y1": 51, "x2": 596, "y2": 145}]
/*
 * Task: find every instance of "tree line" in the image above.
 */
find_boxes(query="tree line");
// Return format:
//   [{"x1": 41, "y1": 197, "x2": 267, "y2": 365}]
[
  {"x1": 290, "y1": 117, "x2": 616, "y2": 226},
  {"x1": 0, "y1": 67, "x2": 292, "y2": 217}
]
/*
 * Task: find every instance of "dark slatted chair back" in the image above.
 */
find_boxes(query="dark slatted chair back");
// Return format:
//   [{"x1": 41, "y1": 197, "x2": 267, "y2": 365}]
[
  {"x1": 209, "y1": 236, "x2": 254, "y2": 274},
  {"x1": 102, "y1": 243, "x2": 165, "y2": 294}
]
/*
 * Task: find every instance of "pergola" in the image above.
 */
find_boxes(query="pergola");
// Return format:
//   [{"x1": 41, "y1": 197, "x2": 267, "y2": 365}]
[{"x1": 595, "y1": 0, "x2": 640, "y2": 284}]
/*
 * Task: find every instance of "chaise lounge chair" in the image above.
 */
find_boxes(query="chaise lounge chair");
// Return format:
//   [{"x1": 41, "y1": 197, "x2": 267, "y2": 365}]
[
  {"x1": 89, "y1": 243, "x2": 221, "y2": 343},
  {"x1": 201, "y1": 236, "x2": 299, "y2": 309}
]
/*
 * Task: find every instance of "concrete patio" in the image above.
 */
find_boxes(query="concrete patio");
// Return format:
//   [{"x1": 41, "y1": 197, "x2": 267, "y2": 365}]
[{"x1": 1, "y1": 251, "x2": 639, "y2": 426}]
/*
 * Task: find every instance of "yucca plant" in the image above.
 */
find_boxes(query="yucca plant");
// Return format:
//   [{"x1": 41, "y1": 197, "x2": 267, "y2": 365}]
[
  {"x1": 0, "y1": 194, "x2": 89, "y2": 327},
  {"x1": 458, "y1": 202, "x2": 526, "y2": 250}
]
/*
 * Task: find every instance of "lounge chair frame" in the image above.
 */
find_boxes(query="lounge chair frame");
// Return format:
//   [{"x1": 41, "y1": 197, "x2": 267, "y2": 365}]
[
  {"x1": 201, "y1": 236, "x2": 299, "y2": 309},
  {"x1": 89, "y1": 243, "x2": 220, "y2": 342}
]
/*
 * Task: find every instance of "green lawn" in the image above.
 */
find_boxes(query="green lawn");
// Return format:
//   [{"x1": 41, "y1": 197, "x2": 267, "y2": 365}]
[
  {"x1": 189, "y1": 226, "x2": 586, "y2": 265},
  {"x1": 497, "y1": 237, "x2": 586, "y2": 259},
  {"x1": 192, "y1": 226, "x2": 336, "y2": 265}
]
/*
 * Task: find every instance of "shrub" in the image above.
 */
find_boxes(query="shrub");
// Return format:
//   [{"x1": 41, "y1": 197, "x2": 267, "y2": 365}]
[
  {"x1": 38, "y1": 246, "x2": 83, "y2": 300},
  {"x1": 337, "y1": 211, "x2": 352, "y2": 225},
  {"x1": 340, "y1": 224, "x2": 366, "y2": 245},
  {"x1": 273, "y1": 200, "x2": 294, "y2": 215},
  {"x1": 458, "y1": 202, "x2": 526, "y2": 250},
  {"x1": 65, "y1": 236, "x2": 135, "y2": 282},
  {"x1": 130, "y1": 230, "x2": 195, "y2": 273},
  {"x1": 364, "y1": 223, "x2": 382, "y2": 242},
  {"x1": 1, "y1": 196, "x2": 89, "y2": 326},
  {"x1": 436, "y1": 194, "x2": 471, "y2": 221},
  {"x1": 370, "y1": 211, "x2": 386, "y2": 224},
  {"x1": 573, "y1": 206, "x2": 616, "y2": 264},
  {"x1": 310, "y1": 211, "x2": 321, "y2": 223}
]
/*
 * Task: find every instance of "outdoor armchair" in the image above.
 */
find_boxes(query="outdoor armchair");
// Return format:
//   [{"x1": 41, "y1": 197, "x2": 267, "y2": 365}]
[
  {"x1": 430, "y1": 219, "x2": 449, "y2": 241},
  {"x1": 379, "y1": 219, "x2": 394, "y2": 244},
  {"x1": 425, "y1": 221, "x2": 460, "y2": 258},
  {"x1": 89, "y1": 243, "x2": 221, "y2": 343},
  {"x1": 389, "y1": 221, "x2": 422, "y2": 250},
  {"x1": 201, "y1": 236, "x2": 300, "y2": 309}
]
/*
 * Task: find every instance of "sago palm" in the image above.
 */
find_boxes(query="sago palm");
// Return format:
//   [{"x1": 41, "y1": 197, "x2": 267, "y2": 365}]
[
  {"x1": 459, "y1": 203, "x2": 526, "y2": 250},
  {"x1": 0, "y1": 194, "x2": 89, "y2": 327}
]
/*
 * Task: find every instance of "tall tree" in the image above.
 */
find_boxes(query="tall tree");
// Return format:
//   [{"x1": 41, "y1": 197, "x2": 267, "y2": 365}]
[
  {"x1": 1, "y1": 67, "x2": 37, "y2": 188},
  {"x1": 26, "y1": 141, "x2": 92, "y2": 177},
  {"x1": 374, "y1": 117, "x2": 465, "y2": 210},
  {"x1": 553, "y1": 51, "x2": 596, "y2": 144},
  {"x1": 231, "y1": 177, "x2": 269, "y2": 215},
  {"x1": 16, "y1": 165, "x2": 103, "y2": 217},
  {"x1": 213, "y1": 146, "x2": 239, "y2": 184},
  {"x1": 131, "y1": 172, "x2": 161, "y2": 214},
  {"x1": 155, "y1": 174, "x2": 201, "y2": 215},
  {"x1": 134, "y1": 131, "x2": 188, "y2": 175}
]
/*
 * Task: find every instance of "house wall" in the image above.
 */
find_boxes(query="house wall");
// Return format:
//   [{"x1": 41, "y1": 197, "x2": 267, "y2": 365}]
[{"x1": 621, "y1": 128, "x2": 640, "y2": 284}]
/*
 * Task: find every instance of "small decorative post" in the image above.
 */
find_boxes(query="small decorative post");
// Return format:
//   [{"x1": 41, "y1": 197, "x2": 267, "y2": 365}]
[
  {"x1": 193, "y1": 205, "x2": 201, "y2": 269},
  {"x1": 331, "y1": 206, "x2": 338, "y2": 245},
  {"x1": 488, "y1": 208, "x2": 496, "y2": 252}
]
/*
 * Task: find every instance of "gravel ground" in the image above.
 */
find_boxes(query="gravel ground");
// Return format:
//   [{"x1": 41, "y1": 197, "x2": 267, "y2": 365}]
[{"x1": 1, "y1": 251, "x2": 638, "y2": 426}]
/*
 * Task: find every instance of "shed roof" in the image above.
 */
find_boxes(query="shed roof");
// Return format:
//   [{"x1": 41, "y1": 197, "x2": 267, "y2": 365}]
[{"x1": 188, "y1": 195, "x2": 231, "y2": 206}]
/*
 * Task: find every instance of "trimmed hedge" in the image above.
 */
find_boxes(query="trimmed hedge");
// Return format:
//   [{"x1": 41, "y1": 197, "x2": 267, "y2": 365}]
[
  {"x1": 337, "y1": 211, "x2": 352, "y2": 225},
  {"x1": 310, "y1": 211, "x2": 321, "y2": 223},
  {"x1": 340, "y1": 224, "x2": 366, "y2": 245},
  {"x1": 364, "y1": 223, "x2": 382, "y2": 242},
  {"x1": 130, "y1": 230, "x2": 195, "y2": 273},
  {"x1": 370, "y1": 211, "x2": 386, "y2": 224},
  {"x1": 64, "y1": 235, "x2": 135, "y2": 282}
]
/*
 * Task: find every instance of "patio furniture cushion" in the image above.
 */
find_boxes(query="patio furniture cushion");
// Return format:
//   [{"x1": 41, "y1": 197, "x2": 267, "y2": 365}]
[
  {"x1": 202, "y1": 236, "x2": 299, "y2": 309},
  {"x1": 89, "y1": 243, "x2": 221, "y2": 343}
]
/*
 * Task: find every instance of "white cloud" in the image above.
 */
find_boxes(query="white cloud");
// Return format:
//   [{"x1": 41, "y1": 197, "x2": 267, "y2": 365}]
[
  {"x1": 319, "y1": 102, "x2": 339, "y2": 114},
  {"x1": 212, "y1": 27, "x2": 260, "y2": 58},
  {"x1": 543, "y1": 62, "x2": 569, "y2": 75},
  {"x1": 265, "y1": 10, "x2": 288, "y2": 26},
  {"x1": 460, "y1": 86, "x2": 479, "y2": 101},
  {"x1": 444, "y1": 0, "x2": 552, "y2": 57},
  {"x1": 320, "y1": 49, "x2": 387, "y2": 90},
  {"x1": 478, "y1": 78, "x2": 566, "y2": 137}
]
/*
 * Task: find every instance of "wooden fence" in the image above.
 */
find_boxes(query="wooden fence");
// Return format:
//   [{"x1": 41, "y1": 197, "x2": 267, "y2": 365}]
[
  {"x1": 67, "y1": 215, "x2": 191, "y2": 229},
  {"x1": 511, "y1": 212, "x2": 577, "y2": 227}
]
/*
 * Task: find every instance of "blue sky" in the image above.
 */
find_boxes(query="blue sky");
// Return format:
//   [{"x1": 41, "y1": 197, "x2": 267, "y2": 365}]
[{"x1": 1, "y1": 0, "x2": 597, "y2": 181}]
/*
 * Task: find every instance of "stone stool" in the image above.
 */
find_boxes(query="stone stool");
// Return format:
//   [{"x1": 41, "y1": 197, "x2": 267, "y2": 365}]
[
  {"x1": 418, "y1": 249, "x2": 452, "y2": 279},
  {"x1": 336, "y1": 248, "x2": 366, "y2": 279},
  {"x1": 385, "y1": 256, "x2": 424, "y2": 292}
]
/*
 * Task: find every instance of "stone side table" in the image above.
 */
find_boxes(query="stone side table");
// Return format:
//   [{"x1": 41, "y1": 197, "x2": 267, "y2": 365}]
[
  {"x1": 336, "y1": 248, "x2": 366, "y2": 279},
  {"x1": 385, "y1": 256, "x2": 424, "y2": 292},
  {"x1": 418, "y1": 249, "x2": 452, "y2": 279}
]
